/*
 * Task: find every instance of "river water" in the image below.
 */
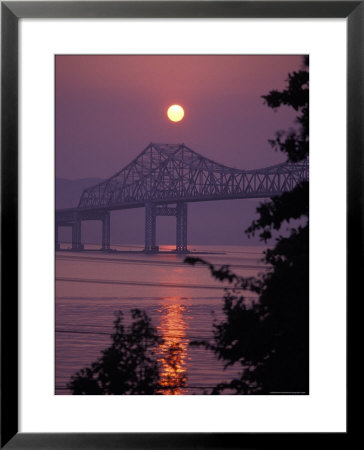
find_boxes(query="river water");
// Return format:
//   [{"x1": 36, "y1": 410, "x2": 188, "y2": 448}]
[{"x1": 55, "y1": 244, "x2": 268, "y2": 395}]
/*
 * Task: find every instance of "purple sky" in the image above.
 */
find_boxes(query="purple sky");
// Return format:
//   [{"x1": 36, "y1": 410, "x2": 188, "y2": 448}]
[
  {"x1": 56, "y1": 55, "x2": 305, "y2": 246},
  {"x1": 56, "y1": 55, "x2": 303, "y2": 180}
]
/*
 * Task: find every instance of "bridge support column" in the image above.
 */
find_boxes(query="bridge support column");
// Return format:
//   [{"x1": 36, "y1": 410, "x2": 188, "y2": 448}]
[
  {"x1": 71, "y1": 222, "x2": 81, "y2": 250},
  {"x1": 176, "y1": 202, "x2": 188, "y2": 253},
  {"x1": 144, "y1": 202, "x2": 157, "y2": 253},
  {"x1": 72, "y1": 212, "x2": 83, "y2": 251},
  {"x1": 102, "y1": 212, "x2": 110, "y2": 251}
]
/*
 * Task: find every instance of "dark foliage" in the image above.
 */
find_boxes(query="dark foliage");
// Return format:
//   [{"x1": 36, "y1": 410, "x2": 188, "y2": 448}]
[
  {"x1": 186, "y1": 56, "x2": 309, "y2": 394},
  {"x1": 68, "y1": 309, "x2": 163, "y2": 395},
  {"x1": 262, "y1": 55, "x2": 309, "y2": 163}
]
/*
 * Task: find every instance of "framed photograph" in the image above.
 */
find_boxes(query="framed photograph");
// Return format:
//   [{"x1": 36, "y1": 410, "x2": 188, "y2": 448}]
[{"x1": 2, "y1": 1, "x2": 356, "y2": 448}]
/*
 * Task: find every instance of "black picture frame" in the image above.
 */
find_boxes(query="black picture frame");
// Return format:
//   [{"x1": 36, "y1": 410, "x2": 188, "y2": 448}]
[{"x1": 1, "y1": 1, "x2": 357, "y2": 448}]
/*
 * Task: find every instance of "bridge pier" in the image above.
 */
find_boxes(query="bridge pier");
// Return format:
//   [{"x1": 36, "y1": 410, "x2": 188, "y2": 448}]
[
  {"x1": 72, "y1": 212, "x2": 83, "y2": 251},
  {"x1": 144, "y1": 202, "x2": 157, "y2": 253},
  {"x1": 102, "y1": 212, "x2": 110, "y2": 251},
  {"x1": 144, "y1": 202, "x2": 188, "y2": 254},
  {"x1": 56, "y1": 209, "x2": 111, "y2": 251},
  {"x1": 176, "y1": 202, "x2": 188, "y2": 253}
]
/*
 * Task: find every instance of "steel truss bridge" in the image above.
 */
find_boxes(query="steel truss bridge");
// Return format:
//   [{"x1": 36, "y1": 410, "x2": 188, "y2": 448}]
[{"x1": 56, "y1": 143, "x2": 308, "y2": 253}]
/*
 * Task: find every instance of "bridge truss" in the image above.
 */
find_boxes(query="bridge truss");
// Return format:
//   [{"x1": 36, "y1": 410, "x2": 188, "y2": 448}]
[
  {"x1": 56, "y1": 143, "x2": 308, "y2": 253},
  {"x1": 78, "y1": 143, "x2": 308, "y2": 209}
]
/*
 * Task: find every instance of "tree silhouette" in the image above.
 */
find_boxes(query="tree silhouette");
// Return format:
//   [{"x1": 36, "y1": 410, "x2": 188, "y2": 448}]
[
  {"x1": 186, "y1": 56, "x2": 309, "y2": 394},
  {"x1": 68, "y1": 309, "x2": 163, "y2": 395}
]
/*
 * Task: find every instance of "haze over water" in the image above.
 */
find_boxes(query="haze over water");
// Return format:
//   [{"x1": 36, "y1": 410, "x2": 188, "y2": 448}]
[{"x1": 56, "y1": 244, "x2": 268, "y2": 394}]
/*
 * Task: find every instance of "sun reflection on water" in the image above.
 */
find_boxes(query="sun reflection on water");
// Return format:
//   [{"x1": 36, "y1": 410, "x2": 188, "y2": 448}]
[{"x1": 157, "y1": 299, "x2": 190, "y2": 395}]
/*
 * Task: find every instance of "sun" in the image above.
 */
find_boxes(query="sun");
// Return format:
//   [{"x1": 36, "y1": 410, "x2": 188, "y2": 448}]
[{"x1": 167, "y1": 104, "x2": 184, "y2": 122}]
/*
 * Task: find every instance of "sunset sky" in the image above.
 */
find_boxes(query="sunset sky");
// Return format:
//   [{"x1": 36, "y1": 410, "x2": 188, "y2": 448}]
[
  {"x1": 56, "y1": 55, "x2": 305, "y2": 245},
  {"x1": 56, "y1": 55, "x2": 303, "y2": 179}
]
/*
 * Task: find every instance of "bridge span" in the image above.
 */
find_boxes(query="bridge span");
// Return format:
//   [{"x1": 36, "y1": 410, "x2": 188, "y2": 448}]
[{"x1": 56, "y1": 143, "x2": 308, "y2": 253}]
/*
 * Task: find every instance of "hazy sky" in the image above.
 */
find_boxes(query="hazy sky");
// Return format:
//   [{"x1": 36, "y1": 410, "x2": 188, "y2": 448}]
[
  {"x1": 56, "y1": 55, "x2": 303, "y2": 180},
  {"x1": 56, "y1": 55, "x2": 305, "y2": 246}
]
